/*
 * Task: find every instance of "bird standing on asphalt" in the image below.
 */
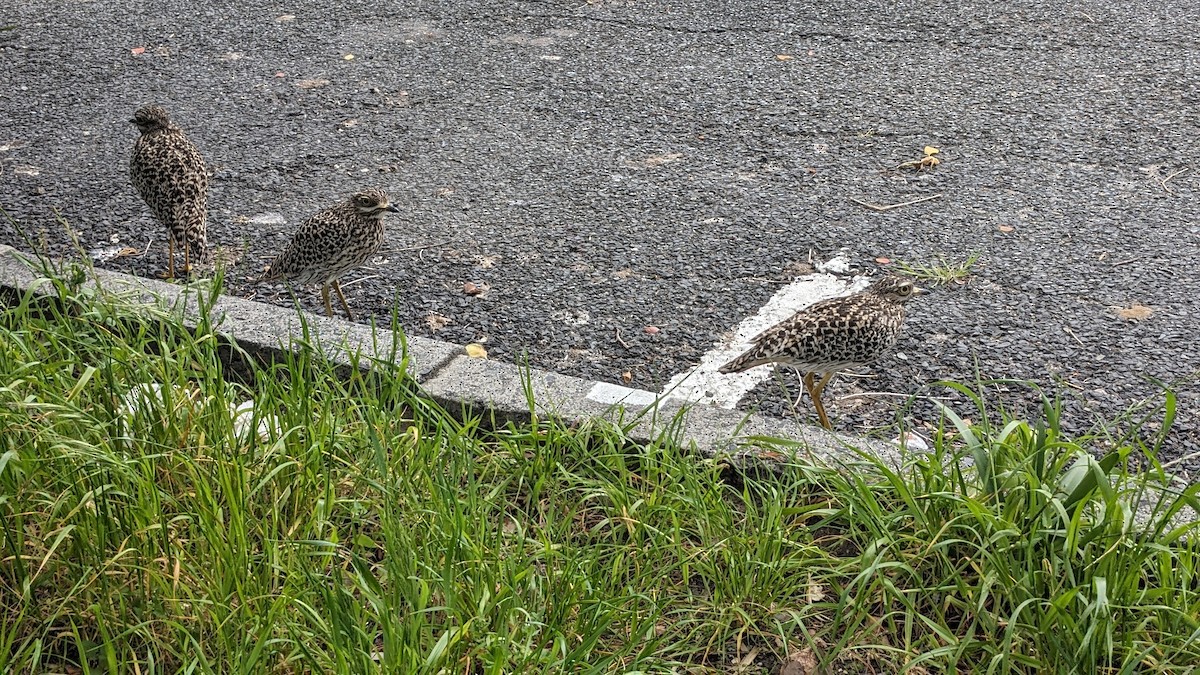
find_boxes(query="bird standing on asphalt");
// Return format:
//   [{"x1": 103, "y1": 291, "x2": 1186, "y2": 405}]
[
  {"x1": 129, "y1": 105, "x2": 209, "y2": 279},
  {"x1": 261, "y1": 188, "x2": 399, "y2": 320},
  {"x1": 718, "y1": 275, "x2": 920, "y2": 430}
]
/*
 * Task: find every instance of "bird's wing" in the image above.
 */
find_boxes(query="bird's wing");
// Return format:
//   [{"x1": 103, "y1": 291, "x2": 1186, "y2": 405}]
[
  {"x1": 290, "y1": 206, "x2": 343, "y2": 245},
  {"x1": 745, "y1": 293, "x2": 851, "y2": 344},
  {"x1": 132, "y1": 137, "x2": 209, "y2": 236},
  {"x1": 720, "y1": 296, "x2": 867, "y2": 373},
  {"x1": 264, "y1": 206, "x2": 344, "y2": 279}
]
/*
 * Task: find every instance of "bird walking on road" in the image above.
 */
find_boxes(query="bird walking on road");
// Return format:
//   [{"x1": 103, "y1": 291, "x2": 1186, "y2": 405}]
[
  {"x1": 261, "y1": 188, "x2": 399, "y2": 320},
  {"x1": 718, "y1": 275, "x2": 920, "y2": 430},
  {"x1": 129, "y1": 105, "x2": 209, "y2": 279}
]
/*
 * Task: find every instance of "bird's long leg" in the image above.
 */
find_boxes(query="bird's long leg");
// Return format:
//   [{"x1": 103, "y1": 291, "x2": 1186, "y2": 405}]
[
  {"x1": 321, "y1": 284, "x2": 334, "y2": 317},
  {"x1": 182, "y1": 240, "x2": 191, "y2": 277},
  {"x1": 165, "y1": 238, "x2": 176, "y2": 279},
  {"x1": 803, "y1": 372, "x2": 833, "y2": 431},
  {"x1": 810, "y1": 372, "x2": 835, "y2": 401},
  {"x1": 331, "y1": 280, "x2": 356, "y2": 321}
]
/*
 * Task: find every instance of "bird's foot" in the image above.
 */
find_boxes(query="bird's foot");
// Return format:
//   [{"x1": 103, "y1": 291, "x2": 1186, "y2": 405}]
[{"x1": 157, "y1": 264, "x2": 195, "y2": 281}]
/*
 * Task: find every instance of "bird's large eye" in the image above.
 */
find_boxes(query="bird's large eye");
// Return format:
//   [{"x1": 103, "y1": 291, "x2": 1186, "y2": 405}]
[{"x1": 356, "y1": 197, "x2": 372, "y2": 207}]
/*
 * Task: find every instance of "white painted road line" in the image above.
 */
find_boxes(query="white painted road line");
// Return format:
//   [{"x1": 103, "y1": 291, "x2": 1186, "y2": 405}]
[
  {"x1": 658, "y1": 268, "x2": 871, "y2": 409},
  {"x1": 585, "y1": 381, "x2": 661, "y2": 407}
]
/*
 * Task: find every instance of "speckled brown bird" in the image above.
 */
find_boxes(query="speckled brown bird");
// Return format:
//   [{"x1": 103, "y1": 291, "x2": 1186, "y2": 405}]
[
  {"x1": 261, "y1": 188, "x2": 399, "y2": 320},
  {"x1": 129, "y1": 105, "x2": 209, "y2": 279},
  {"x1": 718, "y1": 275, "x2": 920, "y2": 430}
]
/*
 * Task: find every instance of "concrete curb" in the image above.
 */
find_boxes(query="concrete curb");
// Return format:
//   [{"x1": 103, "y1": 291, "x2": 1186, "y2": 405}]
[
  {"x1": 0, "y1": 244, "x2": 903, "y2": 469},
  {"x1": 2, "y1": 245, "x2": 1196, "y2": 531}
]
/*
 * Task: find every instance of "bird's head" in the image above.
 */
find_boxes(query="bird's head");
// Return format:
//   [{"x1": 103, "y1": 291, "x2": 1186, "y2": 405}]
[
  {"x1": 869, "y1": 275, "x2": 922, "y2": 303},
  {"x1": 130, "y1": 105, "x2": 173, "y2": 133},
  {"x1": 350, "y1": 188, "x2": 401, "y2": 219}
]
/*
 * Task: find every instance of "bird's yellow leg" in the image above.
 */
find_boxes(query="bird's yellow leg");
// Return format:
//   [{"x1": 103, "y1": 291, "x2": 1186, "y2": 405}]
[
  {"x1": 331, "y1": 280, "x2": 355, "y2": 321},
  {"x1": 160, "y1": 238, "x2": 176, "y2": 279},
  {"x1": 810, "y1": 372, "x2": 835, "y2": 400},
  {"x1": 182, "y1": 240, "x2": 191, "y2": 277},
  {"x1": 803, "y1": 372, "x2": 833, "y2": 431},
  {"x1": 321, "y1": 284, "x2": 334, "y2": 317}
]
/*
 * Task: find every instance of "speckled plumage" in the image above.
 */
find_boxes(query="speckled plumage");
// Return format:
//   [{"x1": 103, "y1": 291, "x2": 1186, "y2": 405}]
[
  {"x1": 129, "y1": 105, "x2": 209, "y2": 278},
  {"x1": 719, "y1": 275, "x2": 919, "y2": 429},
  {"x1": 262, "y1": 188, "x2": 399, "y2": 320}
]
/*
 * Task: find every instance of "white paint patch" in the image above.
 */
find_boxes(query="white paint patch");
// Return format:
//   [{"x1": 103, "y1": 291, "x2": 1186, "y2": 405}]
[
  {"x1": 249, "y1": 212, "x2": 287, "y2": 226},
  {"x1": 660, "y1": 261, "x2": 870, "y2": 409},
  {"x1": 586, "y1": 382, "x2": 660, "y2": 407},
  {"x1": 815, "y1": 247, "x2": 853, "y2": 274}
]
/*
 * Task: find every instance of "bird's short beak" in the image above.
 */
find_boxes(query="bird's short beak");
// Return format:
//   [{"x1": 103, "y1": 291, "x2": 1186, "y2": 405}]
[
  {"x1": 129, "y1": 118, "x2": 138, "y2": 124},
  {"x1": 913, "y1": 286, "x2": 926, "y2": 296},
  {"x1": 385, "y1": 203, "x2": 400, "y2": 213}
]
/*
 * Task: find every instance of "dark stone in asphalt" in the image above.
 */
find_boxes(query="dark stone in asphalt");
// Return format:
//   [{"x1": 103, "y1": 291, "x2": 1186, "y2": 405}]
[{"x1": 1, "y1": 0, "x2": 1197, "y2": 468}]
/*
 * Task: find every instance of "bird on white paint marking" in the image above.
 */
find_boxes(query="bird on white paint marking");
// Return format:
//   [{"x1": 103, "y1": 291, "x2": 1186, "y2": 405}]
[{"x1": 718, "y1": 275, "x2": 921, "y2": 430}]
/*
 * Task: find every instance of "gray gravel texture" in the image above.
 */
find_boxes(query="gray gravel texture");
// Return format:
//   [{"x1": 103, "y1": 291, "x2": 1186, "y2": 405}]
[{"x1": 1, "y1": 0, "x2": 1198, "y2": 466}]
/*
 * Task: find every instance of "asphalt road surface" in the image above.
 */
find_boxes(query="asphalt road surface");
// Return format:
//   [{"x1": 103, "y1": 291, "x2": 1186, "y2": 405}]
[{"x1": 2, "y1": 0, "x2": 1198, "y2": 467}]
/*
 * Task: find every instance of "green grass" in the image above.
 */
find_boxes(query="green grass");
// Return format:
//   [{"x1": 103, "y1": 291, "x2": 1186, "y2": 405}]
[
  {"x1": 1, "y1": 264, "x2": 1198, "y2": 673},
  {"x1": 895, "y1": 252, "x2": 982, "y2": 286}
]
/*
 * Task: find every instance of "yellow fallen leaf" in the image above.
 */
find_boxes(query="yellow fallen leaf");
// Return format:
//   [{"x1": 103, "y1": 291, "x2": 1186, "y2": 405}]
[
  {"x1": 465, "y1": 343, "x2": 488, "y2": 358},
  {"x1": 343, "y1": 53, "x2": 354, "y2": 60},
  {"x1": 924, "y1": 146, "x2": 940, "y2": 155},
  {"x1": 775, "y1": 54, "x2": 793, "y2": 61}
]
